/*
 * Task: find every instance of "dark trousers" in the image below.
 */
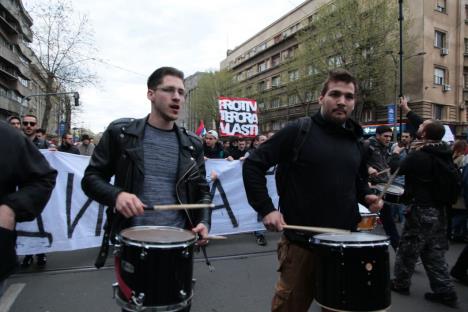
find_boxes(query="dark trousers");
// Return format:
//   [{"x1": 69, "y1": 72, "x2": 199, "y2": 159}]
[
  {"x1": 453, "y1": 245, "x2": 468, "y2": 272},
  {"x1": 380, "y1": 202, "x2": 400, "y2": 251}
]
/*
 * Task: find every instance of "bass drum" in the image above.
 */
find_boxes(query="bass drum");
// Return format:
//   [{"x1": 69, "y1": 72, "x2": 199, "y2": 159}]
[
  {"x1": 114, "y1": 226, "x2": 196, "y2": 312},
  {"x1": 313, "y1": 233, "x2": 391, "y2": 312}
]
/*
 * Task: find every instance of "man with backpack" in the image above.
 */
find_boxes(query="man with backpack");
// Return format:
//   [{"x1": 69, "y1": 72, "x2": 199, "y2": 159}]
[
  {"x1": 389, "y1": 97, "x2": 459, "y2": 308},
  {"x1": 243, "y1": 69, "x2": 382, "y2": 311}
]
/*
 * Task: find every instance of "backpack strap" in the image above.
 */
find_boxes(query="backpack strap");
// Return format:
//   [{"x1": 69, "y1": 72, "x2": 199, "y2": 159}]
[{"x1": 291, "y1": 117, "x2": 312, "y2": 163}]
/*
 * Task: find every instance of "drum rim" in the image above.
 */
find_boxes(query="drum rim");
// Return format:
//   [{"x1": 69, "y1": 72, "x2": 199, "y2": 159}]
[
  {"x1": 115, "y1": 291, "x2": 193, "y2": 311},
  {"x1": 313, "y1": 233, "x2": 390, "y2": 247},
  {"x1": 118, "y1": 226, "x2": 197, "y2": 247}
]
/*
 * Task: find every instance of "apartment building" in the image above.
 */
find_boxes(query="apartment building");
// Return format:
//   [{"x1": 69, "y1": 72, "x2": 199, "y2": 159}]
[
  {"x1": 0, "y1": 0, "x2": 59, "y2": 134},
  {"x1": 220, "y1": 0, "x2": 468, "y2": 136}
]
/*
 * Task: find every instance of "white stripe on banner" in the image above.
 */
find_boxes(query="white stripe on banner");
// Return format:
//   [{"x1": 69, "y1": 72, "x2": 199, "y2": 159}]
[{"x1": 15, "y1": 151, "x2": 278, "y2": 255}]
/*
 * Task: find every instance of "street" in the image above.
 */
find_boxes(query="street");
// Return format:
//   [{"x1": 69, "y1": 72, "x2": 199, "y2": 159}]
[{"x1": 2, "y1": 227, "x2": 467, "y2": 312}]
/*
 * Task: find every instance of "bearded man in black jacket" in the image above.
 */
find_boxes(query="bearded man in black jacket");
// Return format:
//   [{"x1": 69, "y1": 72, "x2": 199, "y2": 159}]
[{"x1": 243, "y1": 69, "x2": 383, "y2": 312}]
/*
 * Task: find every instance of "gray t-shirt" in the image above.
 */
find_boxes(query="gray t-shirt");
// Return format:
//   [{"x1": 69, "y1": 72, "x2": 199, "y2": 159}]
[{"x1": 130, "y1": 124, "x2": 186, "y2": 228}]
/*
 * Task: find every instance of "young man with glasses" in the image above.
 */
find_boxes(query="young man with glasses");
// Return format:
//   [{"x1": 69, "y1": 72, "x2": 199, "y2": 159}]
[
  {"x1": 21, "y1": 115, "x2": 49, "y2": 150},
  {"x1": 58, "y1": 133, "x2": 80, "y2": 154},
  {"x1": 82, "y1": 67, "x2": 211, "y2": 312},
  {"x1": 20, "y1": 114, "x2": 50, "y2": 267}
]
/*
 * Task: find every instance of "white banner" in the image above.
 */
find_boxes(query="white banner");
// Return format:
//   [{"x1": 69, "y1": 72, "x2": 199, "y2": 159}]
[
  {"x1": 16, "y1": 152, "x2": 278, "y2": 255},
  {"x1": 218, "y1": 96, "x2": 258, "y2": 137}
]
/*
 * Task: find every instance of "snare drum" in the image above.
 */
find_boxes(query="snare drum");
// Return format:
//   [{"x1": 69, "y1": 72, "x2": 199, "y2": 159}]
[
  {"x1": 113, "y1": 226, "x2": 197, "y2": 312},
  {"x1": 357, "y1": 203, "x2": 378, "y2": 231},
  {"x1": 313, "y1": 233, "x2": 391, "y2": 312},
  {"x1": 374, "y1": 184, "x2": 404, "y2": 204}
]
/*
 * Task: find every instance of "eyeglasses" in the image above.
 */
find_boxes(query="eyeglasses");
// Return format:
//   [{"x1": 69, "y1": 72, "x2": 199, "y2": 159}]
[
  {"x1": 154, "y1": 86, "x2": 185, "y2": 97},
  {"x1": 22, "y1": 121, "x2": 37, "y2": 126}
]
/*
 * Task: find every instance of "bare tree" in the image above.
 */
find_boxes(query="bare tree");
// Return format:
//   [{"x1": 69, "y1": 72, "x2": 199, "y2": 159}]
[{"x1": 28, "y1": 0, "x2": 97, "y2": 130}]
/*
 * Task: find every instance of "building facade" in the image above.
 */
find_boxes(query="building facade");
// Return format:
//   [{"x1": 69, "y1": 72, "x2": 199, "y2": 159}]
[
  {"x1": 0, "y1": 0, "x2": 60, "y2": 134},
  {"x1": 220, "y1": 0, "x2": 468, "y2": 137}
]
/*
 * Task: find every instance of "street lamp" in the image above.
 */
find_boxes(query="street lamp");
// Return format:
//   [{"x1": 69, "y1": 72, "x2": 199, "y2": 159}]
[{"x1": 386, "y1": 51, "x2": 426, "y2": 141}]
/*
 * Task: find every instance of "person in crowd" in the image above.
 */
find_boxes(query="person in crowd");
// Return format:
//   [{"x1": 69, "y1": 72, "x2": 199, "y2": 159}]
[
  {"x1": 450, "y1": 140, "x2": 468, "y2": 242},
  {"x1": 81, "y1": 67, "x2": 211, "y2": 312},
  {"x1": 203, "y1": 130, "x2": 229, "y2": 159},
  {"x1": 390, "y1": 131, "x2": 414, "y2": 223},
  {"x1": 0, "y1": 121, "x2": 57, "y2": 297},
  {"x1": 389, "y1": 96, "x2": 459, "y2": 308},
  {"x1": 21, "y1": 114, "x2": 49, "y2": 149},
  {"x1": 230, "y1": 138, "x2": 249, "y2": 160},
  {"x1": 243, "y1": 69, "x2": 382, "y2": 311},
  {"x1": 246, "y1": 134, "x2": 268, "y2": 246},
  {"x1": 222, "y1": 139, "x2": 230, "y2": 153},
  {"x1": 21, "y1": 115, "x2": 51, "y2": 267},
  {"x1": 77, "y1": 134, "x2": 95, "y2": 156},
  {"x1": 58, "y1": 133, "x2": 80, "y2": 154},
  {"x1": 7, "y1": 116, "x2": 21, "y2": 130},
  {"x1": 366, "y1": 126, "x2": 400, "y2": 251},
  {"x1": 266, "y1": 131, "x2": 275, "y2": 140},
  {"x1": 35, "y1": 128, "x2": 47, "y2": 141},
  {"x1": 452, "y1": 139, "x2": 467, "y2": 169}
]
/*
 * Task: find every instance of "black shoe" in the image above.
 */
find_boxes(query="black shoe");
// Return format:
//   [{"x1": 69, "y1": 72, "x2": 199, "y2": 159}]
[
  {"x1": 21, "y1": 255, "x2": 33, "y2": 268},
  {"x1": 390, "y1": 279, "x2": 410, "y2": 295},
  {"x1": 256, "y1": 235, "x2": 267, "y2": 246},
  {"x1": 450, "y1": 267, "x2": 468, "y2": 286},
  {"x1": 36, "y1": 254, "x2": 47, "y2": 266},
  {"x1": 424, "y1": 292, "x2": 458, "y2": 308}
]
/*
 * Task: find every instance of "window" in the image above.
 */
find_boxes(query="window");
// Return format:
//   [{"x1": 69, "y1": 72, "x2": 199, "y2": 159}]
[
  {"x1": 434, "y1": 68, "x2": 445, "y2": 85},
  {"x1": 308, "y1": 65, "x2": 318, "y2": 76},
  {"x1": 436, "y1": 0, "x2": 446, "y2": 13},
  {"x1": 288, "y1": 70, "x2": 299, "y2": 81},
  {"x1": 246, "y1": 67, "x2": 254, "y2": 78},
  {"x1": 465, "y1": 38, "x2": 468, "y2": 54},
  {"x1": 18, "y1": 76, "x2": 28, "y2": 87},
  {"x1": 271, "y1": 54, "x2": 280, "y2": 67},
  {"x1": 328, "y1": 55, "x2": 343, "y2": 68},
  {"x1": 271, "y1": 98, "x2": 281, "y2": 108},
  {"x1": 433, "y1": 104, "x2": 444, "y2": 120},
  {"x1": 257, "y1": 81, "x2": 266, "y2": 92},
  {"x1": 464, "y1": 73, "x2": 468, "y2": 89},
  {"x1": 434, "y1": 31, "x2": 446, "y2": 48},
  {"x1": 257, "y1": 61, "x2": 267, "y2": 73},
  {"x1": 362, "y1": 109, "x2": 373, "y2": 122},
  {"x1": 271, "y1": 75, "x2": 281, "y2": 87},
  {"x1": 246, "y1": 85, "x2": 252, "y2": 95},
  {"x1": 288, "y1": 94, "x2": 299, "y2": 105}
]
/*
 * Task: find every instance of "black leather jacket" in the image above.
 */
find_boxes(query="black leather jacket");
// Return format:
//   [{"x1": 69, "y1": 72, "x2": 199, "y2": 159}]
[{"x1": 81, "y1": 116, "x2": 212, "y2": 233}]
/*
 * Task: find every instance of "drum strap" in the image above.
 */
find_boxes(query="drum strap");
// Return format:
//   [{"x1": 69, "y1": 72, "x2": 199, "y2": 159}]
[{"x1": 114, "y1": 256, "x2": 133, "y2": 301}]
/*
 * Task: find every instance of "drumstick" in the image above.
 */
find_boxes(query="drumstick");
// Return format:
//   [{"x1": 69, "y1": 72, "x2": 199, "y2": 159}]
[
  {"x1": 376, "y1": 168, "x2": 390, "y2": 176},
  {"x1": 283, "y1": 224, "x2": 350, "y2": 234},
  {"x1": 153, "y1": 203, "x2": 215, "y2": 210},
  {"x1": 205, "y1": 235, "x2": 228, "y2": 240},
  {"x1": 377, "y1": 167, "x2": 400, "y2": 201}
]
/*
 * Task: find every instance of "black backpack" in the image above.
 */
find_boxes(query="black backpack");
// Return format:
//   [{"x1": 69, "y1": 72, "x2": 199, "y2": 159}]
[
  {"x1": 426, "y1": 152, "x2": 462, "y2": 207},
  {"x1": 275, "y1": 117, "x2": 312, "y2": 197}
]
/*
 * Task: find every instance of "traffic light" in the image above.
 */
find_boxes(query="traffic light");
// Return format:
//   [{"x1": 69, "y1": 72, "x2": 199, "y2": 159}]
[{"x1": 73, "y1": 92, "x2": 80, "y2": 106}]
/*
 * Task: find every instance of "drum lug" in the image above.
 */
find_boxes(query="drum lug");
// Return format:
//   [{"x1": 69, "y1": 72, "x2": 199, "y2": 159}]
[
  {"x1": 113, "y1": 244, "x2": 121, "y2": 256},
  {"x1": 181, "y1": 249, "x2": 191, "y2": 258},
  {"x1": 179, "y1": 289, "x2": 188, "y2": 299},
  {"x1": 131, "y1": 292, "x2": 145, "y2": 311},
  {"x1": 140, "y1": 248, "x2": 147, "y2": 260},
  {"x1": 112, "y1": 282, "x2": 119, "y2": 299}
]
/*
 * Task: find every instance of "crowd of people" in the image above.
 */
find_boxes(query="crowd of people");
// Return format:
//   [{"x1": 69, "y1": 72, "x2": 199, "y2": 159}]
[{"x1": 0, "y1": 67, "x2": 467, "y2": 312}]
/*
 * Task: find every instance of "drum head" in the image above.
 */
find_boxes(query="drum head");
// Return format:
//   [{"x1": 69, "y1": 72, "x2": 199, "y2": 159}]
[
  {"x1": 314, "y1": 233, "x2": 389, "y2": 246},
  {"x1": 358, "y1": 203, "x2": 370, "y2": 214},
  {"x1": 375, "y1": 184, "x2": 404, "y2": 195},
  {"x1": 120, "y1": 226, "x2": 195, "y2": 244}
]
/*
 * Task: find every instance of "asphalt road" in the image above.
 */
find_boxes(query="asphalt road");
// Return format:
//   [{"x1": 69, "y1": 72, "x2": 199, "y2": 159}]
[{"x1": 2, "y1": 228, "x2": 467, "y2": 312}]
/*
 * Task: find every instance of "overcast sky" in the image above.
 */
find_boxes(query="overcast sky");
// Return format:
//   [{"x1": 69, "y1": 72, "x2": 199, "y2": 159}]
[{"x1": 23, "y1": 0, "x2": 306, "y2": 133}]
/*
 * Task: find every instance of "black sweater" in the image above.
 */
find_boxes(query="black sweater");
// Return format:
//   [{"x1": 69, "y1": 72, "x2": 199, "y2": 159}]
[{"x1": 243, "y1": 113, "x2": 371, "y2": 231}]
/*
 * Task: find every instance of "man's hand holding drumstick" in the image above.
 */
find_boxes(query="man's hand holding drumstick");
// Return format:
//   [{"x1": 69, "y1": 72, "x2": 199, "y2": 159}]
[
  {"x1": 262, "y1": 210, "x2": 286, "y2": 232},
  {"x1": 115, "y1": 192, "x2": 146, "y2": 218},
  {"x1": 364, "y1": 194, "x2": 384, "y2": 213}
]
